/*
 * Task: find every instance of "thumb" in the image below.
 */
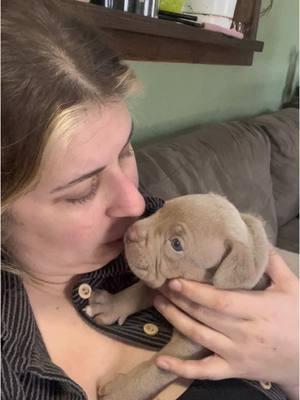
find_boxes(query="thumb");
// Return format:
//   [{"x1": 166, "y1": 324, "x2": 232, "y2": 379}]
[
  {"x1": 267, "y1": 247, "x2": 296, "y2": 284},
  {"x1": 156, "y1": 354, "x2": 232, "y2": 381}
]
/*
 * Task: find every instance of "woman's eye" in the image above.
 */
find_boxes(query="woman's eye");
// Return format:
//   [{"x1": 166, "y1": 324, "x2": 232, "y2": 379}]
[
  {"x1": 170, "y1": 238, "x2": 183, "y2": 252},
  {"x1": 66, "y1": 177, "x2": 98, "y2": 205},
  {"x1": 66, "y1": 189, "x2": 96, "y2": 205}
]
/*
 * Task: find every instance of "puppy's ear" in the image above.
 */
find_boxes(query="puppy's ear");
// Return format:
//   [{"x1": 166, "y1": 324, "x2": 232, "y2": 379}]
[
  {"x1": 213, "y1": 214, "x2": 269, "y2": 290},
  {"x1": 213, "y1": 240, "x2": 258, "y2": 289}
]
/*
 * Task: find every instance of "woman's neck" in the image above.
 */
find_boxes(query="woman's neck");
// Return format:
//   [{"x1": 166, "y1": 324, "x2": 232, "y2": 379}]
[{"x1": 21, "y1": 270, "x2": 79, "y2": 300}]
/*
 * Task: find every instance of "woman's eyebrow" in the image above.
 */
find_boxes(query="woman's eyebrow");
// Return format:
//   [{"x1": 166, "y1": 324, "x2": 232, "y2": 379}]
[
  {"x1": 50, "y1": 166, "x2": 105, "y2": 193},
  {"x1": 50, "y1": 122, "x2": 134, "y2": 194}
]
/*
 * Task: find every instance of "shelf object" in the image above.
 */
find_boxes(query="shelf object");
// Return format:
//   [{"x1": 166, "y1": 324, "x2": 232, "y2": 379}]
[{"x1": 63, "y1": 0, "x2": 264, "y2": 65}]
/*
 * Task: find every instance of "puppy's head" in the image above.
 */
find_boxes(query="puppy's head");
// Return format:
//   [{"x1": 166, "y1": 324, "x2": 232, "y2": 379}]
[{"x1": 124, "y1": 194, "x2": 269, "y2": 290}]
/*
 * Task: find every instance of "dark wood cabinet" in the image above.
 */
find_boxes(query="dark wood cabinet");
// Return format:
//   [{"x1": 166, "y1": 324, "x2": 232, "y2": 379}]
[{"x1": 63, "y1": 0, "x2": 264, "y2": 65}]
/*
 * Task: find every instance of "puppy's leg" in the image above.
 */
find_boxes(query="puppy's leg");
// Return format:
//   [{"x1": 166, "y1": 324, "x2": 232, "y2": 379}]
[
  {"x1": 98, "y1": 330, "x2": 208, "y2": 400},
  {"x1": 85, "y1": 281, "x2": 155, "y2": 325}
]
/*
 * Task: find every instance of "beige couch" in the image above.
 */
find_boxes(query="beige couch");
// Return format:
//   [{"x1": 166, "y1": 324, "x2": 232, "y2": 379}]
[{"x1": 136, "y1": 108, "x2": 299, "y2": 275}]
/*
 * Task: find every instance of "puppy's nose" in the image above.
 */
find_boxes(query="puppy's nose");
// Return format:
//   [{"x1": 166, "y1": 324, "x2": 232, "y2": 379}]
[{"x1": 125, "y1": 224, "x2": 147, "y2": 244}]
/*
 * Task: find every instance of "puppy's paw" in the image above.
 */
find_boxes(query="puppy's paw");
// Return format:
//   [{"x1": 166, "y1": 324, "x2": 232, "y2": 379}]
[
  {"x1": 97, "y1": 374, "x2": 134, "y2": 400},
  {"x1": 83, "y1": 289, "x2": 126, "y2": 325}
]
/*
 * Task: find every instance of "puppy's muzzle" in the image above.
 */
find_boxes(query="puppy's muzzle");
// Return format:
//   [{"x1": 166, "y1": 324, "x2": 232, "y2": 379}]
[{"x1": 124, "y1": 224, "x2": 147, "y2": 245}]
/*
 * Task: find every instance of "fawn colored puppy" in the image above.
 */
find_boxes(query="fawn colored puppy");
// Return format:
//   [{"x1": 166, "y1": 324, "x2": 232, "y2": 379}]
[{"x1": 87, "y1": 194, "x2": 269, "y2": 400}]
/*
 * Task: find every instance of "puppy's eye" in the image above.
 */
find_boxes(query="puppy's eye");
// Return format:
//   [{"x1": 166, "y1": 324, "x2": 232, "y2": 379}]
[{"x1": 170, "y1": 238, "x2": 183, "y2": 252}]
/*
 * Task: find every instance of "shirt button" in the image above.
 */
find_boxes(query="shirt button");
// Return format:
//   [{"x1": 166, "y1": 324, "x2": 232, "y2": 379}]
[
  {"x1": 78, "y1": 283, "x2": 92, "y2": 299},
  {"x1": 143, "y1": 323, "x2": 159, "y2": 336},
  {"x1": 259, "y1": 381, "x2": 272, "y2": 390}
]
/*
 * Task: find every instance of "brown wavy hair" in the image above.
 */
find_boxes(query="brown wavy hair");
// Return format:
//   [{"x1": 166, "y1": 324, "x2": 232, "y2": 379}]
[{"x1": 1, "y1": 0, "x2": 138, "y2": 267}]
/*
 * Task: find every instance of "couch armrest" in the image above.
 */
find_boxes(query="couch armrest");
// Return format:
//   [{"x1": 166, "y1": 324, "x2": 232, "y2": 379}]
[
  {"x1": 251, "y1": 108, "x2": 299, "y2": 227},
  {"x1": 276, "y1": 247, "x2": 299, "y2": 277},
  {"x1": 277, "y1": 217, "x2": 299, "y2": 253}
]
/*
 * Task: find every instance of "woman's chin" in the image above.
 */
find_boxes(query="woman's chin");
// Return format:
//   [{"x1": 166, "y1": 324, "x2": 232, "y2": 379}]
[
  {"x1": 76, "y1": 241, "x2": 125, "y2": 274},
  {"x1": 97, "y1": 239, "x2": 124, "y2": 263}
]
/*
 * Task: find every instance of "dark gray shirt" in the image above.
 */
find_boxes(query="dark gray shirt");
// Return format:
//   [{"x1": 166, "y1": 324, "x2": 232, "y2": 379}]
[{"x1": 1, "y1": 197, "x2": 287, "y2": 400}]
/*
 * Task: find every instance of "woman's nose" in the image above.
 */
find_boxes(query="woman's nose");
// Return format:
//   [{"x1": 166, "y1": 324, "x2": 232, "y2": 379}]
[{"x1": 106, "y1": 173, "x2": 145, "y2": 218}]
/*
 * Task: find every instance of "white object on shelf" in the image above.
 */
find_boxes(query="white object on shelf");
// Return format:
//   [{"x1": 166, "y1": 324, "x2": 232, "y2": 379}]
[{"x1": 183, "y1": 0, "x2": 238, "y2": 29}]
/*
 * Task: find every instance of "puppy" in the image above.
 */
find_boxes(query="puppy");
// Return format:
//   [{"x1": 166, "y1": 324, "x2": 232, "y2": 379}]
[{"x1": 87, "y1": 193, "x2": 270, "y2": 400}]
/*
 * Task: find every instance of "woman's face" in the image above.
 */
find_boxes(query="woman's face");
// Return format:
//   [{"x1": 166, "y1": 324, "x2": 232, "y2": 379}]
[{"x1": 8, "y1": 102, "x2": 146, "y2": 279}]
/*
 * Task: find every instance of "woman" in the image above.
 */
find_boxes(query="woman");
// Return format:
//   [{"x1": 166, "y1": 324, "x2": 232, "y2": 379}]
[{"x1": 1, "y1": 1, "x2": 298, "y2": 399}]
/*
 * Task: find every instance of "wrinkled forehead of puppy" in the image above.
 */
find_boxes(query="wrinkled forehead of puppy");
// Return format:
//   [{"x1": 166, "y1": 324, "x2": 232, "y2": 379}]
[
  {"x1": 125, "y1": 194, "x2": 269, "y2": 290},
  {"x1": 139, "y1": 193, "x2": 243, "y2": 240}
]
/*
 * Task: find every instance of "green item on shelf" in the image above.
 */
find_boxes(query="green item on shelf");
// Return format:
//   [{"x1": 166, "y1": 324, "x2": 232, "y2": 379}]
[{"x1": 159, "y1": 0, "x2": 186, "y2": 13}]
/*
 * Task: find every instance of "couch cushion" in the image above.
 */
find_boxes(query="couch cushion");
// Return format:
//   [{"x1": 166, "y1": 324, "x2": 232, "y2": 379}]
[
  {"x1": 250, "y1": 108, "x2": 299, "y2": 226},
  {"x1": 277, "y1": 217, "x2": 299, "y2": 253},
  {"x1": 276, "y1": 247, "x2": 299, "y2": 277},
  {"x1": 136, "y1": 120, "x2": 278, "y2": 243}
]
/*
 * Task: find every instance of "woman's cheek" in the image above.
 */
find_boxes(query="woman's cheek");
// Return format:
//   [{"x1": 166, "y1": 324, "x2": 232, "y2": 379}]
[
  {"x1": 62, "y1": 221, "x2": 100, "y2": 248},
  {"x1": 59, "y1": 206, "x2": 99, "y2": 236}
]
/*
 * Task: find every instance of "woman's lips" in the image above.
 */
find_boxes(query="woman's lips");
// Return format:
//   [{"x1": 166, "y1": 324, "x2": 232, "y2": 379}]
[{"x1": 105, "y1": 220, "x2": 139, "y2": 246}]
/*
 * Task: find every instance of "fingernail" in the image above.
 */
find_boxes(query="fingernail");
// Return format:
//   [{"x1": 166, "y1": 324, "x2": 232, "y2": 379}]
[
  {"x1": 156, "y1": 358, "x2": 170, "y2": 370},
  {"x1": 169, "y1": 279, "x2": 182, "y2": 292}
]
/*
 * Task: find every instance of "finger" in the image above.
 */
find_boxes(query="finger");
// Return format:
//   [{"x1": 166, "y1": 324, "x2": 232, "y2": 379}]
[
  {"x1": 267, "y1": 247, "x2": 297, "y2": 285},
  {"x1": 167, "y1": 279, "x2": 255, "y2": 319},
  {"x1": 159, "y1": 287, "x2": 245, "y2": 336},
  {"x1": 156, "y1": 354, "x2": 233, "y2": 381},
  {"x1": 154, "y1": 295, "x2": 232, "y2": 354}
]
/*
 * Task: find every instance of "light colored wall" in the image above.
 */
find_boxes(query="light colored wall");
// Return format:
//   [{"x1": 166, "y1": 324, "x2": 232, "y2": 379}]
[{"x1": 127, "y1": 0, "x2": 299, "y2": 144}]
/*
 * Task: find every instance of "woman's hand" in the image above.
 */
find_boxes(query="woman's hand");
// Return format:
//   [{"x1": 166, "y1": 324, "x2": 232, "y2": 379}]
[{"x1": 154, "y1": 248, "x2": 299, "y2": 399}]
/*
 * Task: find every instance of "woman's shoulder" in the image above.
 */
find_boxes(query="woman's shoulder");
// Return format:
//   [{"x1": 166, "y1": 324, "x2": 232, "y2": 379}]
[
  {"x1": 1, "y1": 269, "x2": 28, "y2": 321},
  {"x1": 1, "y1": 351, "x2": 25, "y2": 400},
  {"x1": 1, "y1": 269, "x2": 25, "y2": 323},
  {"x1": 1, "y1": 270, "x2": 35, "y2": 362},
  {"x1": 1, "y1": 271, "x2": 33, "y2": 398}
]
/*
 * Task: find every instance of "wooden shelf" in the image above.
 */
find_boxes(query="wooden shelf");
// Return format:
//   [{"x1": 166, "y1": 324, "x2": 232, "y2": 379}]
[{"x1": 63, "y1": 0, "x2": 264, "y2": 65}]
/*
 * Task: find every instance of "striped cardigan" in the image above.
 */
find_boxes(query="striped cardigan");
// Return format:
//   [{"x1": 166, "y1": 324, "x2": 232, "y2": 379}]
[{"x1": 1, "y1": 197, "x2": 287, "y2": 400}]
